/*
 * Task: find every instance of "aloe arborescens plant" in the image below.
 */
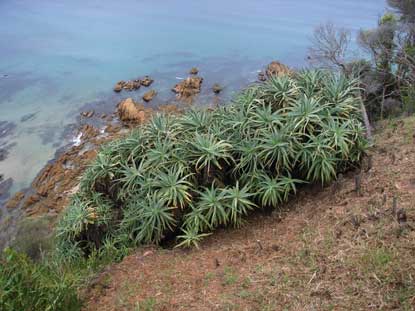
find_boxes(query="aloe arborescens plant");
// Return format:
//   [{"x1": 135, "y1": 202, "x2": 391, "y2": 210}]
[{"x1": 57, "y1": 70, "x2": 368, "y2": 257}]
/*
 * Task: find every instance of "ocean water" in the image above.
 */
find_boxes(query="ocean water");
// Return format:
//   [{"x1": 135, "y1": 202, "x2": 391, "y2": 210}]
[{"x1": 0, "y1": 0, "x2": 385, "y2": 202}]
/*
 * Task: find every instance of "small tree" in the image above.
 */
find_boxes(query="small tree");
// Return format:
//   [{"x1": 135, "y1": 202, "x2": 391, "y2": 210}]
[
  {"x1": 387, "y1": 0, "x2": 415, "y2": 26},
  {"x1": 308, "y1": 22, "x2": 373, "y2": 140},
  {"x1": 358, "y1": 14, "x2": 399, "y2": 119},
  {"x1": 308, "y1": 22, "x2": 351, "y2": 71}
]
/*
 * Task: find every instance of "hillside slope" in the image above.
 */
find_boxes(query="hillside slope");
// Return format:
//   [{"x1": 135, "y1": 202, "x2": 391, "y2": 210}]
[{"x1": 84, "y1": 118, "x2": 415, "y2": 311}]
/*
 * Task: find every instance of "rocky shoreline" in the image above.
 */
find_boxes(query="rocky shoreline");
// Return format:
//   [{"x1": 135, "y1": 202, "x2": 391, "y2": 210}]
[{"x1": 0, "y1": 61, "x2": 290, "y2": 249}]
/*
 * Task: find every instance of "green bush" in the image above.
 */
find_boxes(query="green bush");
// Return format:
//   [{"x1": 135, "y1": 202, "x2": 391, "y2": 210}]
[
  {"x1": 0, "y1": 248, "x2": 81, "y2": 311},
  {"x1": 56, "y1": 70, "x2": 368, "y2": 257}
]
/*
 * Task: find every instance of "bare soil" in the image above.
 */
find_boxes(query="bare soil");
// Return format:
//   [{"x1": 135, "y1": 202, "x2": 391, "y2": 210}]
[{"x1": 82, "y1": 117, "x2": 415, "y2": 311}]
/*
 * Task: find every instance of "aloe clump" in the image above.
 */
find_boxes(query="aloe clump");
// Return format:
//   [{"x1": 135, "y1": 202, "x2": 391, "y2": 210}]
[{"x1": 56, "y1": 70, "x2": 368, "y2": 257}]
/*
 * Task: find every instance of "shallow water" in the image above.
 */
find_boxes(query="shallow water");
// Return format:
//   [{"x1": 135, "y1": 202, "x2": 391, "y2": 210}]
[{"x1": 0, "y1": 0, "x2": 385, "y2": 202}]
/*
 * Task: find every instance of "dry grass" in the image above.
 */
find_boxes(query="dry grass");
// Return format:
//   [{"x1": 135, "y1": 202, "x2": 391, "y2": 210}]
[{"x1": 83, "y1": 117, "x2": 415, "y2": 311}]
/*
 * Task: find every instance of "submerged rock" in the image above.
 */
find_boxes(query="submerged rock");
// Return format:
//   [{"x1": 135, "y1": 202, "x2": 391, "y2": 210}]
[
  {"x1": 143, "y1": 90, "x2": 157, "y2": 102},
  {"x1": 20, "y1": 112, "x2": 38, "y2": 123},
  {"x1": 0, "y1": 121, "x2": 16, "y2": 139},
  {"x1": 117, "y1": 98, "x2": 147, "y2": 123},
  {"x1": 212, "y1": 83, "x2": 223, "y2": 94},
  {"x1": 172, "y1": 76, "x2": 203, "y2": 100},
  {"x1": 0, "y1": 177, "x2": 12, "y2": 199},
  {"x1": 189, "y1": 67, "x2": 199, "y2": 75},
  {"x1": 141, "y1": 76, "x2": 154, "y2": 87},
  {"x1": 0, "y1": 149, "x2": 7, "y2": 162},
  {"x1": 266, "y1": 61, "x2": 292, "y2": 78}
]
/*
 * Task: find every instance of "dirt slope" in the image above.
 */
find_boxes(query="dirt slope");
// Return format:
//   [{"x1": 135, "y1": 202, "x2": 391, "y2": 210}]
[{"x1": 84, "y1": 118, "x2": 415, "y2": 311}]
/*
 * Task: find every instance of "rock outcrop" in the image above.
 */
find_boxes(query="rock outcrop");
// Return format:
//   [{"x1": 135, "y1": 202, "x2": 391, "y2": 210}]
[
  {"x1": 212, "y1": 83, "x2": 223, "y2": 94},
  {"x1": 143, "y1": 90, "x2": 157, "y2": 102},
  {"x1": 81, "y1": 110, "x2": 95, "y2": 118},
  {"x1": 5, "y1": 191, "x2": 24, "y2": 209},
  {"x1": 113, "y1": 81, "x2": 124, "y2": 92},
  {"x1": 265, "y1": 61, "x2": 292, "y2": 78},
  {"x1": 117, "y1": 98, "x2": 147, "y2": 123},
  {"x1": 189, "y1": 67, "x2": 199, "y2": 75},
  {"x1": 22, "y1": 126, "x2": 102, "y2": 216},
  {"x1": 123, "y1": 80, "x2": 141, "y2": 91},
  {"x1": 172, "y1": 77, "x2": 203, "y2": 100},
  {"x1": 140, "y1": 76, "x2": 154, "y2": 87},
  {"x1": 113, "y1": 79, "x2": 144, "y2": 92},
  {"x1": 258, "y1": 72, "x2": 267, "y2": 82}
]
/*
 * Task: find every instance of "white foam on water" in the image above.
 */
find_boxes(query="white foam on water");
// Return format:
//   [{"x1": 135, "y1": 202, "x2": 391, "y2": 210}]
[{"x1": 72, "y1": 132, "x2": 83, "y2": 146}]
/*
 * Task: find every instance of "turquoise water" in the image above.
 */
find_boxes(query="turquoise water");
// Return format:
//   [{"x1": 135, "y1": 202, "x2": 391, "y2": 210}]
[{"x1": 0, "y1": 0, "x2": 385, "y2": 201}]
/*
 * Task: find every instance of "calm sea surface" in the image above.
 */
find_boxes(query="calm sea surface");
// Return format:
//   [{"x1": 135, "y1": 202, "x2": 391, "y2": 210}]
[{"x1": 0, "y1": 0, "x2": 385, "y2": 202}]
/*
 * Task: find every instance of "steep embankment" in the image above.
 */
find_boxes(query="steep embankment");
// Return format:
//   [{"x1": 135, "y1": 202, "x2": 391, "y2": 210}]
[{"x1": 84, "y1": 118, "x2": 415, "y2": 310}]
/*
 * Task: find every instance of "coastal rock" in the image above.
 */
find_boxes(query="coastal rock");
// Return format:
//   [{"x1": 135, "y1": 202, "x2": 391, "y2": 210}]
[
  {"x1": 79, "y1": 124, "x2": 100, "y2": 141},
  {"x1": 172, "y1": 76, "x2": 203, "y2": 100},
  {"x1": 4, "y1": 91, "x2": 178, "y2": 218},
  {"x1": 117, "y1": 98, "x2": 146, "y2": 123},
  {"x1": 143, "y1": 90, "x2": 157, "y2": 102},
  {"x1": 258, "y1": 72, "x2": 267, "y2": 82},
  {"x1": 26, "y1": 132, "x2": 101, "y2": 214},
  {"x1": 5, "y1": 191, "x2": 25, "y2": 209},
  {"x1": 123, "y1": 80, "x2": 141, "y2": 91},
  {"x1": 189, "y1": 67, "x2": 199, "y2": 75},
  {"x1": 266, "y1": 61, "x2": 292, "y2": 78},
  {"x1": 114, "y1": 76, "x2": 153, "y2": 91},
  {"x1": 141, "y1": 76, "x2": 154, "y2": 87},
  {"x1": 16, "y1": 118, "x2": 125, "y2": 217},
  {"x1": 81, "y1": 110, "x2": 95, "y2": 118},
  {"x1": 105, "y1": 124, "x2": 122, "y2": 135},
  {"x1": 23, "y1": 194, "x2": 41, "y2": 209},
  {"x1": 113, "y1": 81, "x2": 125, "y2": 92},
  {"x1": 212, "y1": 83, "x2": 223, "y2": 94}
]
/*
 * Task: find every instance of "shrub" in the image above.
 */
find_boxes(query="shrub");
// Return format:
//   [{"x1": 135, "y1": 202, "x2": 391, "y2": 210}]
[{"x1": 56, "y1": 70, "x2": 368, "y2": 257}]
